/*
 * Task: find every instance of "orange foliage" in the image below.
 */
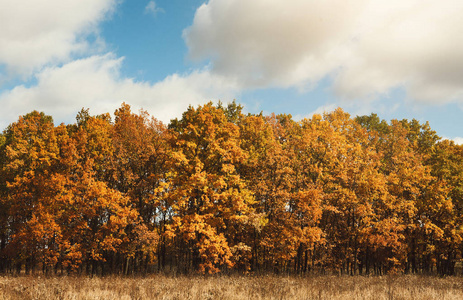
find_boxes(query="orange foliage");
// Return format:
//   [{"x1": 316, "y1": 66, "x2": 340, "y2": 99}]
[{"x1": 0, "y1": 102, "x2": 461, "y2": 275}]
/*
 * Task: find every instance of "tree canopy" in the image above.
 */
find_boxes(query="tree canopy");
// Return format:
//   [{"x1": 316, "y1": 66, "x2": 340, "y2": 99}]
[{"x1": 0, "y1": 102, "x2": 462, "y2": 276}]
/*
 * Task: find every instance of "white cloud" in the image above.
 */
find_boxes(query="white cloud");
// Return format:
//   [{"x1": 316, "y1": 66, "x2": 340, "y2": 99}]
[
  {"x1": 184, "y1": 0, "x2": 463, "y2": 104},
  {"x1": 293, "y1": 104, "x2": 339, "y2": 121},
  {"x1": 184, "y1": 0, "x2": 362, "y2": 90},
  {"x1": 0, "y1": 0, "x2": 117, "y2": 78},
  {"x1": 449, "y1": 137, "x2": 463, "y2": 145},
  {"x1": 145, "y1": 1, "x2": 164, "y2": 16},
  {"x1": 0, "y1": 54, "x2": 240, "y2": 129},
  {"x1": 333, "y1": 1, "x2": 463, "y2": 104}
]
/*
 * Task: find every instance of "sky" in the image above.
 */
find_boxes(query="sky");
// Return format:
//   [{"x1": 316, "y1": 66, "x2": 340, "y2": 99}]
[{"x1": 1, "y1": 0, "x2": 463, "y2": 143}]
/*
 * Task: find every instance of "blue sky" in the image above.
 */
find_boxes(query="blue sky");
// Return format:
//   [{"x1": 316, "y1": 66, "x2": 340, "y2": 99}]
[{"x1": 1, "y1": 0, "x2": 462, "y2": 143}]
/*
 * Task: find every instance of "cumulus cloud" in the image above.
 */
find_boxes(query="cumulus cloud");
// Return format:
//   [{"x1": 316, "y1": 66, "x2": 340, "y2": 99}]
[
  {"x1": 184, "y1": 0, "x2": 363, "y2": 89},
  {"x1": 184, "y1": 0, "x2": 463, "y2": 103},
  {"x1": 0, "y1": 0, "x2": 117, "y2": 78},
  {"x1": 0, "y1": 54, "x2": 240, "y2": 129},
  {"x1": 0, "y1": 0, "x2": 240, "y2": 130}
]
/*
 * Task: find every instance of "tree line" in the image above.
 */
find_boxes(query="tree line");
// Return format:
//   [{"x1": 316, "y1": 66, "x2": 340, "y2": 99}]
[{"x1": 0, "y1": 102, "x2": 462, "y2": 276}]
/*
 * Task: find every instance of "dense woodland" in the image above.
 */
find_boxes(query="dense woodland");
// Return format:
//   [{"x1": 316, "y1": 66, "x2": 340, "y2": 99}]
[{"x1": 1, "y1": 102, "x2": 462, "y2": 276}]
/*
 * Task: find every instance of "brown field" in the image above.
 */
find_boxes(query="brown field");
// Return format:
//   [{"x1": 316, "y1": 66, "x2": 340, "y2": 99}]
[{"x1": 0, "y1": 274, "x2": 463, "y2": 300}]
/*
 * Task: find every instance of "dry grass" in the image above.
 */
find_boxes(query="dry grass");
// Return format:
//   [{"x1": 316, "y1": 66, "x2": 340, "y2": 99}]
[{"x1": 0, "y1": 274, "x2": 462, "y2": 300}]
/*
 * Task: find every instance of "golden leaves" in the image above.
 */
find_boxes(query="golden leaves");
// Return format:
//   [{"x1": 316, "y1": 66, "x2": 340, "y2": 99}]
[{"x1": 0, "y1": 103, "x2": 461, "y2": 275}]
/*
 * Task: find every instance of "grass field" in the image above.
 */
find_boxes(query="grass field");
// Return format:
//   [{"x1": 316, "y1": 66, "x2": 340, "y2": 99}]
[{"x1": 1, "y1": 274, "x2": 463, "y2": 299}]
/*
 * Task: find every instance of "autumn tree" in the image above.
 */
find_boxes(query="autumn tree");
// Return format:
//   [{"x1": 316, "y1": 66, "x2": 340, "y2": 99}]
[
  {"x1": 0, "y1": 111, "x2": 61, "y2": 273},
  {"x1": 0, "y1": 103, "x2": 461, "y2": 276},
  {"x1": 300, "y1": 110, "x2": 394, "y2": 274},
  {"x1": 427, "y1": 140, "x2": 463, "y2": 275},
  {"x1": 0, "y1": 132, "x2": 9, "y2": 272},
  {"x1": 167, "y1": 103, "x2": 257, "y2": 273},
  {"x1": 357, "y1": 114, "x2": 451, "y2": 274},
  {"x1": 111, "y1": 103, "x2": 169, "y2": 272},
  {"x1": 238, "y1": 113, "x2": 292, "y2": 272}
]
